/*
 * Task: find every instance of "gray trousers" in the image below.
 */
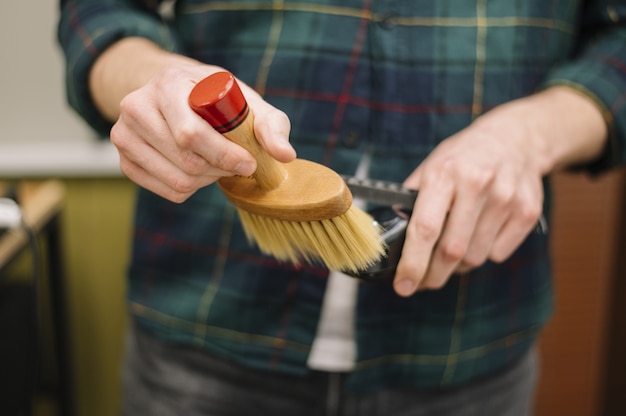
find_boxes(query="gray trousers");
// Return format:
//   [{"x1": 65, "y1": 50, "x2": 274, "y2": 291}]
[{"x1": 122, "y1": 324, "x2": 539, "y2": 416}]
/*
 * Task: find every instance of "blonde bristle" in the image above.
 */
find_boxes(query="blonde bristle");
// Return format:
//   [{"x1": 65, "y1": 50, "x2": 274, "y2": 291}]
[{"x1": 236, "y1": 206, "x2": 386, "y2": 272}]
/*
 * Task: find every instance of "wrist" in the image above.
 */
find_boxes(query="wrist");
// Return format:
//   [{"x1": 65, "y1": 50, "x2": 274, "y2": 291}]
[
  {"x1": 474, "y1": 86, "x2": 608, "y2": 175},
  {"x1": 532, "y1": 86, "x2": 608, "y2": 173},
  {"x1": 89, "y1": 37, "x2": 199, "y2": 121}
]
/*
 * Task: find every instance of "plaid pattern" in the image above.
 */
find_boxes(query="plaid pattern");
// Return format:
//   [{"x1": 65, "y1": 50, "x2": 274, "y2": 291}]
[{"x1": 58, "y1": 0, "x2": 626, "y2": 391}]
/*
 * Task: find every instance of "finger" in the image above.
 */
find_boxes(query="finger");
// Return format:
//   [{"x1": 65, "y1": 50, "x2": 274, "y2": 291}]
[
  {"x1": 120, "y1": 156, "x2": 196, "y2": 203},
  {"x1": 419, "y1": 189, "x2": 485, "y2": 290},
  {"x1": 253, "y1": 105, "x2": 296, "y2": 162},
  {"x1": 112, "y1": 121, "x2": 226, "y2": 201},
  {"x1": 394, "y1": 182, "x2": 453, "y2": 297},
  {"x1": 457, "y1": 212, "x2": 506, "y2": 271},
  {"x1": 489, "y1": 195, "x2": 543, "y2": 263},
  {"x1": 236, "y1": 83, "x2": 296, "y2": 162},
  {"x1": 123, "y1": 157, "x2": 221, "y2": 202},
  {"x1": 145, "y1": 85, "x2": 258, "y2": 177},
  {"x1": 119, "y1": 139, "x2": 223, "y2": 200},
  {"x1": 460, "y1": 166, "x2": 521, "y2": 266},
  {"x1": 459, "y1": 200, "x2": 512, "y2": 270}
]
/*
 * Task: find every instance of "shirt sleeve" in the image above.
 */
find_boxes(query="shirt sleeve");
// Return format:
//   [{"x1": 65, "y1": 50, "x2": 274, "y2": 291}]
[
  {"x1": 542, "y1": 1, "x2": 626, "y2": 173},
  {"x1": 57, "y1": 0, "x2": 178, "y2": 136}
]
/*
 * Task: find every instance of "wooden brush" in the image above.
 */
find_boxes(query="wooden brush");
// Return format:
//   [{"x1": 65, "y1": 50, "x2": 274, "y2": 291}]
[{"x1": 188, "y1": 71, "x2": 385, "y2": 272}]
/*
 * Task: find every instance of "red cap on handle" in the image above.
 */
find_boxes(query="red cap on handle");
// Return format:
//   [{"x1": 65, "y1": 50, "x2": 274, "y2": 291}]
[{"x1": 189, "y1": 71, "x2": 249, "y2": 133}]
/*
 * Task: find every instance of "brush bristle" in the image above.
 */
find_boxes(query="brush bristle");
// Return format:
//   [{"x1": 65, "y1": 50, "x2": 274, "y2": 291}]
[{"x1": 237, "y1": 206, "x2": 386, "y2": 272}]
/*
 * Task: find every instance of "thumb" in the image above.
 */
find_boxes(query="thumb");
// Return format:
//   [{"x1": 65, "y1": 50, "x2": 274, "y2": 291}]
[{"x1": 254, "y1": 106, "x2": 296, "y2": 163}]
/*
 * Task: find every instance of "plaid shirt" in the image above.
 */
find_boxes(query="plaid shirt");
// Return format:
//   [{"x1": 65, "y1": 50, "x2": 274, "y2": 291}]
[{"x1": 58, "y1": 0, "x2": 626, "y2": 391}]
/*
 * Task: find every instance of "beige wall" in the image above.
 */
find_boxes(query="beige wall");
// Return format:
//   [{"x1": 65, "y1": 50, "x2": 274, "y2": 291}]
[
  {"x1": 0, "y1": 2, "x2": 95, "y2": 146},
  {"x1": 60, "y1": 179, "x2": 135, "y2": 416}
]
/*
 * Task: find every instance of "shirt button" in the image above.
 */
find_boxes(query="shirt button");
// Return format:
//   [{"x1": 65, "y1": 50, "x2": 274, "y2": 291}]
[
  {"x1": 343, "y1": 130, "x2": 360, "y2": 148},
  {"x1": 379, "y1": 14, "x2": 395, "y2": 30}
]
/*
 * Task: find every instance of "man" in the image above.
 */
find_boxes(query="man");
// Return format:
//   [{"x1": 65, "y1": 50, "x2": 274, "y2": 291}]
[{"x1": 58, "y1": 1, "x2": 626, "y2": 414}]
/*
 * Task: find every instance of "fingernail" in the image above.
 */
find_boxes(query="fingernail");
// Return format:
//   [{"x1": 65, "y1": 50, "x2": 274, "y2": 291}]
[
  {"x1": 395, "y1": 279, "x2": 416, "y2": 297},
  {"x1": 235, "y1": 161, "x2": 255, "y2": 176}
]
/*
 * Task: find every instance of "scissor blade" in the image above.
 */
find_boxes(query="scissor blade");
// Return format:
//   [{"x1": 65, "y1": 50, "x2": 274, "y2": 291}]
[{"x1": 341, "y1": 175, "x2": 417, "y2": 209}]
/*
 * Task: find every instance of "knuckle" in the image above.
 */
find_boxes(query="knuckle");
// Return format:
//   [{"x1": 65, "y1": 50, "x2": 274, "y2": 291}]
[
  {"x1": 169, "y1": 175, "x2": 198, "y2": 195},
  {"x1": 272, "y1": 108, "x2": 291, "y2": 128},
  {"x1": 211, "y1": 148, "x2": 238, "y2": 172},
  {"x1": 109, "y1": 123, "x2": 124, "y2": 147},
  {"x1": 174, "y1": 125, "x2": 199, "y2": 149},
  {"x1": 435, "y1": 159, "x2": 457, "y2": 182},
  {"x1": 159, "y1": 65, "x2": 185, "y2": 80},
  {"x1": 517, "y1": 202, "x2": 542, "y2": 225},
  {"x1": 153, "y1": 67, "x2": 182, "y2": 91},
  {"x1": 178, "y1": 150, "x2": 206, "y2": 176},
  {"x1": 118, "y1": 95, "x2": 133, "y2": 115},
  {"x1": 167, "y1": 191, "x2": 193, "y2": 204},
  {"x1": 438, "y1": 239, "x2": 467, "y2": 263},
  {"x1": 464, "y1": 167, "x2": 494, "y2": 192},
  {"x1": 118, "y1": 93, "x2": 142, "y2": 121},
  {"x1": 411, "y1": 217, "x2": 440, "y2": 242},
  {"x1": 491, "y1": 183, "x2": 515, "y2": 208}
]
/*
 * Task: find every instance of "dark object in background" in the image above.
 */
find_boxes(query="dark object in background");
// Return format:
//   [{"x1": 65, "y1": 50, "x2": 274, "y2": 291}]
[{"x1": 0, "y1": 280, "x2": 36, "y2": 415}]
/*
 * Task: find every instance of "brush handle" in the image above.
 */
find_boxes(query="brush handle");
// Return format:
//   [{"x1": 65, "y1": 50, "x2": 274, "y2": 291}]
[{"x1": 188, "y1": 71, "x2": 287, "y2": 190}]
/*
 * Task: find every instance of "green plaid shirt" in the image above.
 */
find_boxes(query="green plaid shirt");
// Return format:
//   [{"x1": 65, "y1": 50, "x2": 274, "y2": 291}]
[{"x1": 59, "y1": 0, "x2": 626, "y2": 391}]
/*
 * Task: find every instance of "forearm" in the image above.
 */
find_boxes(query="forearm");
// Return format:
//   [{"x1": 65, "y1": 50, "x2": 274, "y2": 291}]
[
  {"x1": 530, "y1": 86, "x2": 608, "y2": 172},
  {"x1": 474, "y1": 86, "x2": 608, "y2": 175},
  {"x1": 89, "y1": 37, "x2": 200, "y2": 122}
]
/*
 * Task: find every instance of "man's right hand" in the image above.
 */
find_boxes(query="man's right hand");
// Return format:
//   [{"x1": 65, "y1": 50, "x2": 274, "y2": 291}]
[{"x1": 90, "y1": 37, "x2": 295, "y2": 202}]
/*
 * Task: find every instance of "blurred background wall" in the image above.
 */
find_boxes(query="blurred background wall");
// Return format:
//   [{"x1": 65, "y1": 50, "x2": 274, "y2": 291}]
[
  {"x1": 0, "y1": 2, "x2": 94, "y2": 149},
  {"x1": 1, "y1": 3, "x2": 134, "y2": 416}
]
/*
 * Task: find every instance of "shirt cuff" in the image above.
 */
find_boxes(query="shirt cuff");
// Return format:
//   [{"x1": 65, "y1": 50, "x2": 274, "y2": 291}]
[
  {"x1": 58, "y1": 4, "x2": 178, "y2": 136},
  {"x1": 541, "y1": 30, "x2": 626, "y2": 174}
]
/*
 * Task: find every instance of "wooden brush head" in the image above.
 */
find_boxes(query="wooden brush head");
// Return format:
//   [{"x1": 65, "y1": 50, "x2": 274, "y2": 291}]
[
  {"x1": 190, "y1": 72, "x2": 353, "y2": 222},
  {"x1": 218, "y1": 158, "x2": 353, "y2": 222},
  {"x1": 189, "y1": 71, "x2": 385, "y2": 270}
]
